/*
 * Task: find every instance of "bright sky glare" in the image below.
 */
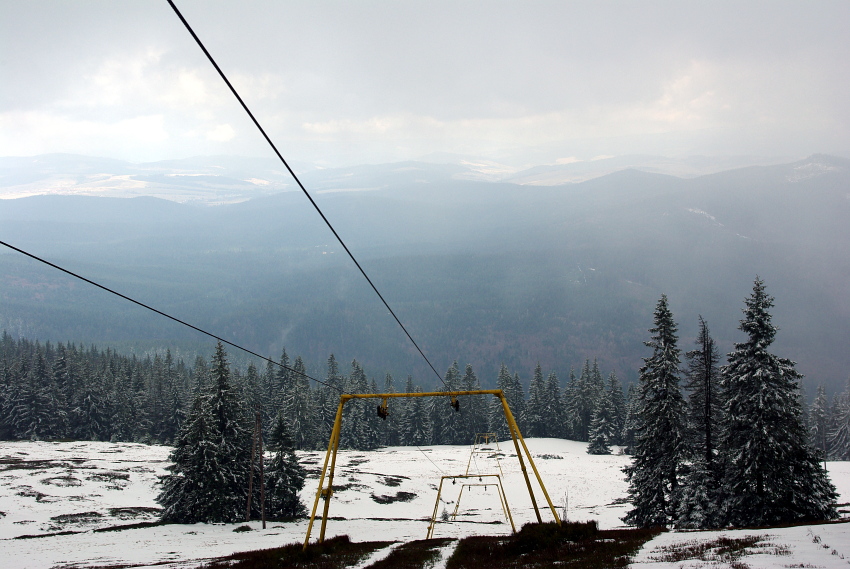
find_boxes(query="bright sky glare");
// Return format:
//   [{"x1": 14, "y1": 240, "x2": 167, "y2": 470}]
[{"x1": 1, "y1": 1, "x2": 848, "y2": 166}]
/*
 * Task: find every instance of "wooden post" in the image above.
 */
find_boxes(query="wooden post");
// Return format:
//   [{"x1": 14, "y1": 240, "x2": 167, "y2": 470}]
[
  {"x1": 258, "y1": 412, "x2": 266, "y2": 529},
  {"x1": 245, "y1": 411, "x2": 259, "y2": 522}
]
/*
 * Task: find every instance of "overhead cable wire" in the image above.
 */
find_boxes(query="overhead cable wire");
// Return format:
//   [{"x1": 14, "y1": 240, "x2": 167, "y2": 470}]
[
  {"x1": 165, "y1": 0, "x2": 448, "y2": 390},
  {"x1": 415, "y1": 444, "x2": 446, "y2": 475},
  {"x1": 0, "y1": 240, "x2": 340, "y2": 393}
]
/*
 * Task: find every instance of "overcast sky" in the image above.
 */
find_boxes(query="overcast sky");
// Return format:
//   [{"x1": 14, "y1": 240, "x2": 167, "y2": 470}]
[{"x1": 2, "y1": 1, "x2": 848, "y2": 167}]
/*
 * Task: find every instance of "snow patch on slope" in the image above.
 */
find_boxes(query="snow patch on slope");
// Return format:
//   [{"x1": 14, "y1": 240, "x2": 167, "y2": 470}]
[
  {"x1": 787, "y1": 160, "x2": 841, "y2": 182},
  {"x1": 686, "y1": 207, "x2": 724, "y2": 226}
]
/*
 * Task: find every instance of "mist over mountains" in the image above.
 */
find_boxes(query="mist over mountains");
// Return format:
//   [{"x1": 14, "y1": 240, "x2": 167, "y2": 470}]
[{"x1": 1, "y1": 153, "x2": 848, "y2": 393}]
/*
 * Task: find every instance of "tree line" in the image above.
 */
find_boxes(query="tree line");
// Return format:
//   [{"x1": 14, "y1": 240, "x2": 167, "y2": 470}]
[
  {"x1": 625, "y1": 278, "x2": 837, "y2": 530},
  {"x1": 0, "y1": 329, "x2": 634, "y2": 451},
  {"x1": 2, "y1": 316, "x2": 849, "y2": 461}
]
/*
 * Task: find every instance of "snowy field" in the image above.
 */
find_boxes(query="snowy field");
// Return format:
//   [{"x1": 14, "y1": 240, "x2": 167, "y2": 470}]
[{"x1": 0, "y1": 439, "x2": 848, "y2": 568}]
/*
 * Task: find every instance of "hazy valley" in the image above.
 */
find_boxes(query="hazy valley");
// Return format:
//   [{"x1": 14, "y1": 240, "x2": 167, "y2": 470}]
[{"x1": 1, "y1": 153, "x2": 849, "y2": 392}]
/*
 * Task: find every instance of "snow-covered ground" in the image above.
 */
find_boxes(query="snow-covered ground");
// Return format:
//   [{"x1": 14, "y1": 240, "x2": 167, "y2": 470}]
[
  {"x1": 1, "y1": 439, "x2": 848, "y2": 568},
  {"x1": 632, "y1": 522, "x2": 850, "y2": 569}
]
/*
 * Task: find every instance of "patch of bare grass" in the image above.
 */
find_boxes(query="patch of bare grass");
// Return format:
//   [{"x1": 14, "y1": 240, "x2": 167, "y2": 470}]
[
  {"x1": 200, "y1": 535, "x2": 393, "y2": 569},
  {"x1": 41, "y1": 475, "x2": 82, "y2": 487},
  {"x1": 107, "y1": 506, "x2": 161, "y2": 521},
  {"x1": 382, "y1": 476, "x2": 405, "y2": 487},
  {"x1": 445, "y1": 521, "x2": 661, "y2": 569},
  {"x1": 652, "y1": 534, "x2": 791, "y2": 569},
  {"x1": 366, "y1": 538, "x2": 454, "y2": 569},
  {"x1": 371, "y1": 491, "x2": 417, "y2": 504}
]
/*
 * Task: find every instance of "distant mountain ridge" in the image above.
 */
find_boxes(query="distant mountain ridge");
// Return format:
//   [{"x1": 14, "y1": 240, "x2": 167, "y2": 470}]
[{"x1": 0, "y1": 152, "x2": 804, "y2": 204}]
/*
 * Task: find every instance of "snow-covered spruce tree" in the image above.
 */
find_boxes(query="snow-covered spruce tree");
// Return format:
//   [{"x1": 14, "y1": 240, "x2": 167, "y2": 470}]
[
  {"x1": 684, "y1": 317, "x2": 722, "y2": 470},
  {"x1": 313, "y1": 354, "x2": 342, "y2": 449},
  {"x1": 508, "y1": 372, "x2": 527, "y2": 433},
  {"x1": 587, "y1": 387, "x2": 616, "y2": 455},
  {"x1": 620, "y1": 383, "x2": 638, "y2": 454},
  {"x1": 436, "y1": 362, "x2": 463, "y2": 445},
  {"x1": 809, "y1": 385, "x2": 830, "y2": 459},
  {"x1": 675, "y1": 454, "x2": 721, "y2": 529},
  {"x1": 574, "y1": 360, "x2": 595, "y2": 442},
  {"x1": 157, "y1": 342, "x2": 252, "y2": 523},
  {"x1": 396, "y1": 376, "x2": 415, "y2": 445},
  {"x1": 289, "y1": 356, "x2": 315, "y2": 450},
  {"x1": 10, "y1": 351, "x2": 59, "y2": 440},
  {"x1": 339, "y1": 360, "x2": 378, "y2": 450},
  {"x1": 407, "y1": 384, "x2": 433, "y2": 445},
  {"x1": 544, "y1": 372, "x2": 563, "y2": 438},
  {"x1": 157, "y1": 394, "x2": 213, "y2": 522},
  {"x1": 161, "y1": 357, "x2": 184, "y2": 445},
  {"x1": 623, "y1": 294, "x2": 686, "y2": 528},
  {"x1": 676, "y1": 316, "x2": 724, "y2": 529},
  {"x1": 526, "y1": 363, "x2": 547, "y2": 438},
  {"x1": 460, "y1": 364, "x2": 487, "y2": 443},
  {"x1": 829, "y1": 377, "x2": 850, "y2": 460},
  {"x1": 488, "y1": 364, "x2": 512, "y2": 438},
  {"x1": 562, "y1": 368, "x2": 580, "y2": 440},
  {"x1": 264, "y1": 413, "x2": 307, "y2": 520},
  {"x1": 73, "y1": 369, "x2": 110, "y2": 441},
  {"x1": 607, "y1": 371, "x2": 626, "y2": 445},
  {"x1": 110, "y1": 369, "x2": 136, "y2": 442},
  {"x1": 719, "y1": 277, "x2": 836, "y2": 527},
  {"x1": 340, "y1": 361, "x2": 362, "y2": 449}
]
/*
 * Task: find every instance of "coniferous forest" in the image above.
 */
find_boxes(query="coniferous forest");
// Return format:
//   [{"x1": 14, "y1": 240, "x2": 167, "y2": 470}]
[{"x1": 0, "y1": 331, "x2": 632, "y2": 451}]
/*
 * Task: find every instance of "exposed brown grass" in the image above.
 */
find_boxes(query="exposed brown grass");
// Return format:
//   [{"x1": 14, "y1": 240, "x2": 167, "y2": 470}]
[
  {"x1": 445, "y1": 521, "x2": 662, "y2": 569},
  {"x1": 188, "y1": 523, "x2": 662, "y2": 569},
  {"x1": 366, "y1": 538, "x2": 454, "y2": 569},
  {"x1": 651, "y1": 534, "x2": 791, "y2": 569},
  {"x1": 199, "y1": 535, "x2": 392, "y2": 569}
]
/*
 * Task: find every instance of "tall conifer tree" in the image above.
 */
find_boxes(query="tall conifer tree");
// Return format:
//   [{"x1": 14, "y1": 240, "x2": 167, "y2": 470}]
[
  {"x1": 719, "y1": 278, "x2": 836, "y2": 526},
  {"x1": 264, "y1": 413, "x2": 307, "y2": 519},
  {"x1": 157, "y1": 342, "x2": 251, "y2": 523},
  {"x1": 527, "y1": 363, "x2": 546, "y2": 437},
  {"x1": 624, "y1": 294, "x2": 686, "y2": 528},
  {"x1": 829, "y1": 377, "x2": 850, "y2": 460}
]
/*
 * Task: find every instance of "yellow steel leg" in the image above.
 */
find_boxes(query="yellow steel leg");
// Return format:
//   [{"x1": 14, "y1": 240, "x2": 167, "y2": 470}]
[
  {"x1": 426, "y1": 477, "x2": 446, "y2": 539},
  {"x1": 451, "y1": 485, "x2": 466, "y2": 519},
  {"x1": 499, "y1": 393, "x2": 542, "y2": 523},
  {"x1": 497, "y1": 478, "x2": 516, "y2": 533},
  {"x1": 303, "y1": 398, "x2": 345, "y2": 550},
  {"x1": 515, "y1": 430, "x2": 562, "y2": 525},
  {"x1": 318, "y1": 400, "x2": 346, "y2": 543}
]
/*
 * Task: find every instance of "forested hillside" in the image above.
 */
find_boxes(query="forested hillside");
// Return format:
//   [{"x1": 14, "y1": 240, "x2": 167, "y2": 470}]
[{"x1": 1, "y1": 154, "x2": 848, "y2": 392}]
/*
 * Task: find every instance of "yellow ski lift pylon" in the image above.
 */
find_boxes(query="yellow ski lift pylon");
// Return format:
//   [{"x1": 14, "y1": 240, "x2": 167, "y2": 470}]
[
  {"x1": 424, "y1": 432, "x2": 511, "y2": 539},
  {"x1": 464, "y1": 432, "x2": 505, "y2": 478},
  {"x1": 426, "y1": 473, "x2": 515, "y2": 538},
  {"x1": 303, "y1": 389, "x2": 561, "y2": 550}
]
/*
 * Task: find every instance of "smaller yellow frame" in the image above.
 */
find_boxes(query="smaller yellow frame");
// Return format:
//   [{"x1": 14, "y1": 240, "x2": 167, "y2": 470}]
[{"x1": 426, "y1": 473, "x2": 515, "y2": 538}]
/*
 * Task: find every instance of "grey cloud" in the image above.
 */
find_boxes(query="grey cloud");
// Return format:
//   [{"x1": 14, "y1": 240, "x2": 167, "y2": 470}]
[{"x1": 1, "y1": 0, "x2": 848, "y2": 164}]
